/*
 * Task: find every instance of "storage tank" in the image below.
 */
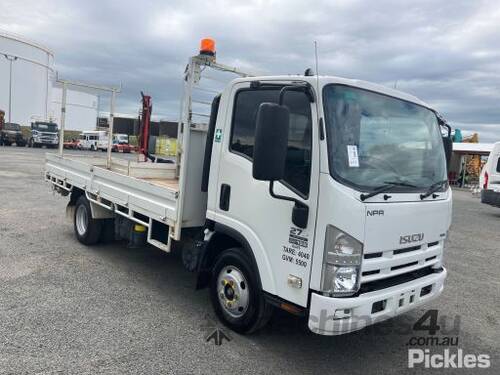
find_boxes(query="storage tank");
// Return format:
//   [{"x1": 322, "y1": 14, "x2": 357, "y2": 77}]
[
  {"x1": 51, "y1": 86, "x2": 98, "y2": 131},
  {"x1": 0, "y1": 31, "x2": 98, "y2": 131},
  {"x1": 0, "y1": 31, "x2": 54, "y2": 125}
]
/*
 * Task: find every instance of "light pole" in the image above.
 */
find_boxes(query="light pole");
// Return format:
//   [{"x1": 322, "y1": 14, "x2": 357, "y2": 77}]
[{"x1": 4, "y1": 54, "x2": 18, "y2": 123}]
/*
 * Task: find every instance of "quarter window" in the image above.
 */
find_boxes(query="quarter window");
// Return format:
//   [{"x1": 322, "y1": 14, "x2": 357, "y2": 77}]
[{"x1": 230, "y1": 88, "x2": 313, "y2": 196}]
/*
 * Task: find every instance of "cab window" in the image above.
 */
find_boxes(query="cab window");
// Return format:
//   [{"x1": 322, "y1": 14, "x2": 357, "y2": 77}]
[{"x1": 230, "y1": 88, "x2": 312, "y2": 196}]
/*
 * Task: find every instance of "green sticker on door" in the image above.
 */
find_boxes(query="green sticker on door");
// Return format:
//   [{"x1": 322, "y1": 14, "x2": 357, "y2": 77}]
[{"x1": 215, "y1": 129, "x2": 223, "y2": 143}]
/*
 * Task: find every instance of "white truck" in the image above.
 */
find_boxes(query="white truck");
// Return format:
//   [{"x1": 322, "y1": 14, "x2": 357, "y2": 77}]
[
  {"x1": 45, "y1": 41, "x2": 453, "y2": 335},
  {"x1": 480, "y1": 142, "x2": 500, "y2": 207}
]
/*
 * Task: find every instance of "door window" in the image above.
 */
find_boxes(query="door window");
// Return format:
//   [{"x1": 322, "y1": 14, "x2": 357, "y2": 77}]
[{"x1": 230, "y1": 88, "x2": 313, "y2": 196}]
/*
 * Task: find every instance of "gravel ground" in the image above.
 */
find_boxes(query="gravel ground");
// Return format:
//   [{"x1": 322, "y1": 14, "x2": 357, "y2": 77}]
[{"x1": 0, "y1": 146, "x2": 498, "y2": 374}]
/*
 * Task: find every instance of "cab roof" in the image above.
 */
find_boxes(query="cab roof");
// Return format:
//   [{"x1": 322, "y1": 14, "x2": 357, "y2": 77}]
[{"x1": 233, "y1": 75, "x2": 431, "y2": 110}]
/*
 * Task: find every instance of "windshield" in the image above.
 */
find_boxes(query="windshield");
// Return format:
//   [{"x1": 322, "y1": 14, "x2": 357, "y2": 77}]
[
  {"x1": 4, "y1": 123, "x2": 21, "y2": 131},
  {"x1": 323, "y1": 85, "x2": 447, "y2": 192},
  {"x1": 114, "y1": 135, "x2": 128, "y2": 143},
  {"x1": 33, "y1": 122, "x2": 58, "y2": 132}
]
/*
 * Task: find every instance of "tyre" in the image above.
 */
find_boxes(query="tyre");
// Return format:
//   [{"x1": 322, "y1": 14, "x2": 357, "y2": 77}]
[
  {"x1": 74, "y1": 196, "x2": 102, "y2": 245},
  {"x1": 210, "y1": 248, "x2": 273, "y2": 334}
]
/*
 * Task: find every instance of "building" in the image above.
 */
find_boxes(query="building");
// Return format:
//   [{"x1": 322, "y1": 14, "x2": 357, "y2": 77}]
[
  {"x1": 449, "y1": 142, "x2": 495, "y2": 187},
  {"x1": 97, "y1": 116, "x2": 178, "y2": 137}
]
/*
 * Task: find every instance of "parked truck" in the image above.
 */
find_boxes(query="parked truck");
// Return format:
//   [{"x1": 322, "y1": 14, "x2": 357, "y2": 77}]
[
  {"x1": 29, "y1": 121, "x2": 59, "y2": 148},
  {"x1": 44, "y1": 39, "x2": 452, "y2": 335},
  {"x1": 480, "y1": 142, "x2": 500, "y2": 207},
  {"x1": 0, "y1": 117, "x2": 26, "y2": 147}
]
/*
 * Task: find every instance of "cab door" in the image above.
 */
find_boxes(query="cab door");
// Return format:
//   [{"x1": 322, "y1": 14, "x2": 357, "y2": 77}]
[{"x1": 213, "y1": 82, "x2": 319, "y2": 306}]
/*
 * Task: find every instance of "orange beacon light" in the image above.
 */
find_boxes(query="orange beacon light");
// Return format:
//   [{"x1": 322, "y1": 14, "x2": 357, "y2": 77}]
[{"x1": 200, "y1": 38, "x2": 216, "y2": 56}]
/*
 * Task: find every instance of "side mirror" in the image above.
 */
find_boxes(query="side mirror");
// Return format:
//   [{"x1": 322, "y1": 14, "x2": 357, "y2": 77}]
[
  {"x1": 441, "y1": 122, "x2": 452, "y2": 169},
  {"x1": 443, "y1": 136, "x2": 452, "y2": 167},
  {"x1": 252, "y1": 101, "x2": 309, "y2": 228},
  {"x1": 252, "y1": 102, "x2": 290, "y2": 181}
]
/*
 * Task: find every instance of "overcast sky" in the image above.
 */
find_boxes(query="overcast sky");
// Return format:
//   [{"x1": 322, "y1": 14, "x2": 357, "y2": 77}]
[{"x1": 2, "y1": 0, "x2": 500, "y2": 141}]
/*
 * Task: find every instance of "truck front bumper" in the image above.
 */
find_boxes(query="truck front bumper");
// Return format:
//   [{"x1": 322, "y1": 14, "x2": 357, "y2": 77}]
[
  {"x1": 308, "y1": 267, "x2": 447, "y2": 335},
  {"x1": 481, "y1": 189, "x2": 500, "y2": 207}
]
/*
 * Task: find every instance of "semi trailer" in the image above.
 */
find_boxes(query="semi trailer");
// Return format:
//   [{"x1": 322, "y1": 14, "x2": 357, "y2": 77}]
[{"x1": 45, "y1": 39, "x2": 453, "y2": 335}]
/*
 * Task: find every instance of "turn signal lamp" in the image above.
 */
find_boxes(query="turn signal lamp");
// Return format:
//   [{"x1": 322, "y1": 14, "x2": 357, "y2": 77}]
[
  {"x1": 484, "y1": 171, "x2": 489, "y2": 189},
  {"x1": 200, "y1": 38, "x2": 216, "y2": 56}
]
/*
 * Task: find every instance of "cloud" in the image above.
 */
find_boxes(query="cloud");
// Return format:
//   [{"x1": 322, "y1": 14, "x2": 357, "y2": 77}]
[{"x1": 1, "y1": 0, "x2": 500, "y2": 141}]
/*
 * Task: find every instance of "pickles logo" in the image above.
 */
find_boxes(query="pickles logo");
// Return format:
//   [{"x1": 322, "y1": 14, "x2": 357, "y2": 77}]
[
  {"x1": 400, "y1": 233, "x2": 424, "y2": 244},
  {"x1": 407, "y1": 310, "x2": 491, "y2": 369},
  {"x1": 408, "y1": 349, "x2": 490, "y2": 369}
]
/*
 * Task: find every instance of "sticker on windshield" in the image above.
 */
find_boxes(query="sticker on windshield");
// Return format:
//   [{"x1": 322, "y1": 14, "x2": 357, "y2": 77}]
[{"x1": 347, "y1": 145, "x2": 359, "y2": 167}]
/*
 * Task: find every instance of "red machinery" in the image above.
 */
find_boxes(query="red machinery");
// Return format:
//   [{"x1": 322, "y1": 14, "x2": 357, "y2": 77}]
[{"x1": 138, "y1": 92, "x2": 172, "y2": 163}]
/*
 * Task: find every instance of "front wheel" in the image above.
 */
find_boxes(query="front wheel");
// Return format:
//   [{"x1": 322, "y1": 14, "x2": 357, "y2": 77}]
[
  {"x1": 74, "y1": 196, "x2": 102, "y2": 245},
  {"x1": 210, "y1": 248, "x2": 273, "y2": 334}
]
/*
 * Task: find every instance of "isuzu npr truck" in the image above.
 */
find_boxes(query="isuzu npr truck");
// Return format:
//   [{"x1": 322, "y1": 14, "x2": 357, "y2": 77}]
[{"x1": 45, "y1": 39, "x2": 452, "y2": 335}]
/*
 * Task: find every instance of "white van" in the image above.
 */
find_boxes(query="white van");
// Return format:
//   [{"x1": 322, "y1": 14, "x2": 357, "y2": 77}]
[
  {"x1": 480, "y1": 142, "x2": 500, "y2": 207},
  {"x1": 79, "y1": 131, "x2": 107, "y2": 151}
]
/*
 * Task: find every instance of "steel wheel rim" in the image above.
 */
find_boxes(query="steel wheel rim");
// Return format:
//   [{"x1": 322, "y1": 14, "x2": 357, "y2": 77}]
[
  {"x1": 217, "y1": 265, "x2": 250, "y2": 318},
  {"x1": 76, "y1": 205, "x2": 88, "y2": 236}
]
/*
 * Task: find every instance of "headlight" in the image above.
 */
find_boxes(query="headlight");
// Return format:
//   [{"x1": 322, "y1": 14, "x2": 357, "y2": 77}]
[{"x1": 321, "y1": 226, "x2": 363, "y2": 296}]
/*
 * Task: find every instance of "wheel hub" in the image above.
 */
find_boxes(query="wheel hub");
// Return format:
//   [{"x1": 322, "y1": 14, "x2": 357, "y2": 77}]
[
  {"x1": 217, "y1": 266, "x2": 249, "y2": 318},
  {"x1": 75, "y1": 205, "x2": 88, "y2": 236}
]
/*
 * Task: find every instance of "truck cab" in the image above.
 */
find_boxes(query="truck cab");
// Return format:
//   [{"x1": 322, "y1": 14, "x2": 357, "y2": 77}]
[
  {"x1": 201, "y1": 75, "x2": 451, "y2": 334},
  {"x1": 0, "y1": 122, "x2": 26, "y2": 146},
  {"x1": 30, "y1": 121, "x2": 59, "y2": 148}
]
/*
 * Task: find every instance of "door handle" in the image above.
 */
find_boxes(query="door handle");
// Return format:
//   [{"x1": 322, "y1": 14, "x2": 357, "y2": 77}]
[{"x1": 219, "y1": 184, "x2": 231, "y2": 211}]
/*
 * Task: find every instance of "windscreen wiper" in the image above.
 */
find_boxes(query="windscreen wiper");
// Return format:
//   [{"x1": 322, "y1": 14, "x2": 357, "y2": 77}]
[
  {"x1": 420, "y1": 179, "x2": 448, "y2": 200},
  {"x1": 360, "y1": 181, "x2": 417, "y2": 201}
]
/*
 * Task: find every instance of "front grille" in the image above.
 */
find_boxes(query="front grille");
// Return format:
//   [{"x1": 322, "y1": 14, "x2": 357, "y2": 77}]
[
  {"x1": 361, "y1": 241, "x2": 442, "y2": 284},
  {"x1": 357, "y1": 266, "x2": 438, "y2": 295},
  {"x1": 393, "y1": 245, "x2": 421, "y2": 255}
]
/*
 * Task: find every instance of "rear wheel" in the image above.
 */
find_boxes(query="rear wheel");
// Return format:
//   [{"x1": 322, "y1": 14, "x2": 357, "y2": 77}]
[
  {"x1": 74, "y1": 196, "x2": 102, "y2": 245},
  {"x1": 210, "y1": 248, "x2": 273, "y2": 334}
]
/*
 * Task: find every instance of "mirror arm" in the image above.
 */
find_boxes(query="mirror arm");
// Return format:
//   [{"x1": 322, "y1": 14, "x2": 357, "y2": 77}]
[
  {"x1": 269, "y1": 181, "x2": 297, "y2": 203},
  {"x1": 269, "y1": 181, "x2": 309, "y2": 228}
]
